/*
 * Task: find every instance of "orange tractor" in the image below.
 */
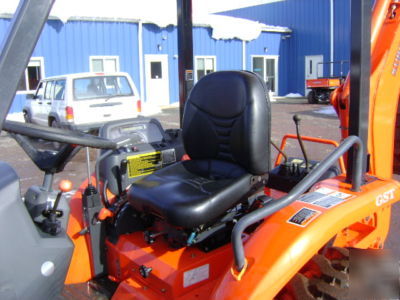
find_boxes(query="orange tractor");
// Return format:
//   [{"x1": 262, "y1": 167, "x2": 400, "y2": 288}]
[{"x1": 1, "y1": 0, "x2": 400, "y2": 299}]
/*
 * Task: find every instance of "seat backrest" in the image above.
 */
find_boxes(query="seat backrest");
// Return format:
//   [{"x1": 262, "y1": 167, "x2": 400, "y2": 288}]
[{"x1": 182, "y1": 71, "x2": 271, "y2": 175}]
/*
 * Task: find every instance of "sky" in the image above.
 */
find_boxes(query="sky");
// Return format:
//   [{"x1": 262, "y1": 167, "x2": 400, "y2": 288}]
[
  {"x1": 0, "y1": 0, "x2": 284, "y2": 15},
  {"x1": 198, "y1": 0, "x2": 284, "y2": 13}
]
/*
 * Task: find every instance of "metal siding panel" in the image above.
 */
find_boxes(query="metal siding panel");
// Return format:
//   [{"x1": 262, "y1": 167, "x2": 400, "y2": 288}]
[
  {"x1": 2, "y1": 16, "x2": 284, "y2": 109},
  {"x1": 0, "y1": 18, "x2": 10, "y2": 46},
  {"x1": 2, "y1": 19, "x2": 140, "y2": 113},
  {"x1": 193, "y1": 27, "x2": 242, "y2": 72},
  {"x1": 222, "y1": 0, "x2": 336, "y2": 96},
  {"x1": 334, "y1": 0, "x2": 350, "y2": 76}
]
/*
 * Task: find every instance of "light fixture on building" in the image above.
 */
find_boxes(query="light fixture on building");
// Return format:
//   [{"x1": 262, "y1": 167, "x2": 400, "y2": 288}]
[
  {"x1": 157, "y1": 44, "x2": 162, "y2": 51},
  {"x1": 264, "y1": 47, "x2": 268, "y2": 53},
  {"x1": 282, "y1": 34, "x2": 292, "y2": 40}
]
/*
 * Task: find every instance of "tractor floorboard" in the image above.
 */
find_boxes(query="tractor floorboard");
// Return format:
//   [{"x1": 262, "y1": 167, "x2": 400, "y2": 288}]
[{"x1": 58, "y1": 284, "x2": 108, "y2": 300}]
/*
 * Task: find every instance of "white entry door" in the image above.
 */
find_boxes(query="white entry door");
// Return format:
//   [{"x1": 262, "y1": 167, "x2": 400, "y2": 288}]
[
  {"x1": 305, "y1": 55, "x2": 323, "y2": 95},
  {"x1": 145, "y1": 55, "x2": 169, "y2": 106}
]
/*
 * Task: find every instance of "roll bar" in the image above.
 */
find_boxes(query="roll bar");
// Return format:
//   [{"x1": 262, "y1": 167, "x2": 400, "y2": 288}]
[
  {"x1": 232, "y1": 135, "x2": 364, "y2": 271},
  {"x1": 0, "y1": 0, "x2": 55, "y2": 130}
]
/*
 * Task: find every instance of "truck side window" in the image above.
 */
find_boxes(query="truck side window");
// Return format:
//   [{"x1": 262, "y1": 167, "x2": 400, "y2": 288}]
[
  {"x1": 44, "y1": 81, "x2": 53, "y2": 100},
  {"x1": 54, "y1": 80, "x2": 66, "y2": 100}
]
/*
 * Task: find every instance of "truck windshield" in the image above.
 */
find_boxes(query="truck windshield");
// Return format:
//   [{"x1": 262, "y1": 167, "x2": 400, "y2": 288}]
[{"x1": 73, "y1": 76, "x2": 133, "y2": 100}]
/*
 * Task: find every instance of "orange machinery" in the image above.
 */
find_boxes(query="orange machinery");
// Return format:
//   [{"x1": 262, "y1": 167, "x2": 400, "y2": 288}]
[
  {"x1": 306, "y1": 61, "x2": 347, "y2": 104},
  {"x1": 64, "y1": 0, "x2": 400, "y2": 298}
]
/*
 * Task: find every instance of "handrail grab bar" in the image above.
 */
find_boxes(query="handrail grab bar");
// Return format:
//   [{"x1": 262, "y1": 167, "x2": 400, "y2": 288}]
[{"x1": 232, "y1": 135, "x2": 363, "y2": 271}]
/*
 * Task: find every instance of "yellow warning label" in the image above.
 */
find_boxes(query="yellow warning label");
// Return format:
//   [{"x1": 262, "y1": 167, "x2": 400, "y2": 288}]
[{"x1": 127, "y1": 151, "x2": 162, "y2": 178}]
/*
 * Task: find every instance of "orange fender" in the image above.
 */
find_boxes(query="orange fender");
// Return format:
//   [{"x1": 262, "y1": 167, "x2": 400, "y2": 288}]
[{"x1": 211, "y1": 177, "x2": 400, "y2": 299}]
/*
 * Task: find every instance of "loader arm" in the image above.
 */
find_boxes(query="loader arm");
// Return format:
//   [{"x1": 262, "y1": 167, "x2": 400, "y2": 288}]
[{"x1": 331, "y1": 0, "x2": 400, "y2": 179}]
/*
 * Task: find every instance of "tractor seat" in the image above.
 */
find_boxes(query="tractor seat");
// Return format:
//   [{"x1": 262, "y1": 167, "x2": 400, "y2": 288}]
[{"x1": 127, "y1": 71, "x2": 271, "y2": 228}]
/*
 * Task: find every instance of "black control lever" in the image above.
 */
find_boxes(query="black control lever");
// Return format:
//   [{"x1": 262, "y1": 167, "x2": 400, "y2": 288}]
[
  {"x1": 120, "y1": 159, "x2": 128, "y2": 175},
  {"x1": 293, "y1": 114, "x2": 310, "y2": 173},
  {"x1": 41, "y1": 180, "x2": 72, "y2": 235}
]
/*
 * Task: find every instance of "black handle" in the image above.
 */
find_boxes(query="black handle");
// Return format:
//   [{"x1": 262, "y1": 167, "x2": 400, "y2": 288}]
[{"x1": 232, "y1": 135, "x2": 364, "y2": 271}]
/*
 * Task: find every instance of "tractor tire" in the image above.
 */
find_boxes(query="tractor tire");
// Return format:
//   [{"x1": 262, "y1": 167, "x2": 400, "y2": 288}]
[
  {"x1": 307, "y1": 90, "x2": 318, "y2": 104},
  {"x1": 279, "y1": 247, "x2": 349, "y2": 300}
]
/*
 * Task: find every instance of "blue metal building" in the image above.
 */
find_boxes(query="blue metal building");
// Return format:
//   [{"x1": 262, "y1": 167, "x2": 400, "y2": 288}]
[
  {"x1": 1, "y1": 0, "x2": 359, "y2": 114},
  {"x1": 222, "y1": 0, "x2": 352, "y2": 96},
  {"x1": 0, "y1": 15, "x2": 290, "y2": 114}
]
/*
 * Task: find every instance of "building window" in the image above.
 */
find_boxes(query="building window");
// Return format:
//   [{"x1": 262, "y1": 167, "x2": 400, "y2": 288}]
[
  {"x1": 252, "y1": 55, "x2": 278, "y2": 94},
  {"x1": 17, "y1": 58, "x2": 44, "y2": 92},
  {"x1": 195, "y1": 56, "x2": 216, "y2": 81},
  {"x1": 90, "y1": 56, "x2": 119, "y2": 73},
  {"x1": 151, "y1": 62, "x2": 163, "y2": 79}
]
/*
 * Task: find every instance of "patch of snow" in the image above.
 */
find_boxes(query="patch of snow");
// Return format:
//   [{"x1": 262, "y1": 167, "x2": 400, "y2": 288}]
[
  {"x1": 140, "y1": 102, "x2": 162, "y2": 116},
  {"x1": 314, "y1": 106, "x2": 337, "y2": 116},
  {"x1": 284, "y1": 93, "x2": 303, "y2": 98},
  {"x1": 168, "y1": 102, "x2": 180, "y2": 108},
  {"x1": 6, "y1": 112, "x2": 24, "y2": 122},
  {"x1": 196, "y1": 14, "x2": 267, "y2": 41}
]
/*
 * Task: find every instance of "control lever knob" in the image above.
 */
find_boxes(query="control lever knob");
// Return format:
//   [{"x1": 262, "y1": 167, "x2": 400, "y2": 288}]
[
  {"x1": 53, "y1": 180, "x2": 73, "y2": 212},
  {"x1": 59, "y1": 180, "x2": 73, "y2": 193},
  {"x1": 120, "y1": 159, "x2": 128, "y2": 175},
  {"x1": 293, "y1": 114, "x2": 301, "y2": 125}
]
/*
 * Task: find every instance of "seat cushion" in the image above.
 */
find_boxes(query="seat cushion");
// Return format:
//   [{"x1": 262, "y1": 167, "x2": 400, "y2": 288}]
[{"x1": 127, "y1": 159, "x2": 252, "y2": 228}]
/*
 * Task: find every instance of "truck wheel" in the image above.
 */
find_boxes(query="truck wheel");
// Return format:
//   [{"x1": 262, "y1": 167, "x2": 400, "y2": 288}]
[
  {"x1": 307, "y1": 90, "x2": 318, "y2": 104},
  {"x1": 23, "y1": 111, "x2": 31, "y2": 123},
  {"x1": 50, "y1": 119, "x2": 60, "y2": 128},
  {"x1": 278, "y1": 247, "x2": 349, "y2": 299}
]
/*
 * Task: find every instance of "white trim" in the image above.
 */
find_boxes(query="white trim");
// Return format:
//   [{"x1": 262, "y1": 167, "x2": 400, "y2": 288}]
[
  {"x1": 242, "y1": 41, "x2": 246, "y2": 70},
  {"x1": 304, "y1": 55, "x2": 324, "y2": 95},
  {"x1": 138, "y1": 21, "x2": 145, "y2": 101},
  {"x1": 194, "y1": 55, "x2": 217, "y2": 82},
  {"x1": 89, "y1": 55, "x2": 120, "y2": 72},
  {"x1": 330, "y1": 0, "x2": 334, "y2": 77},
  {"x1": 144, "y1": 54, "x2": 169, "y2": 106},
  {"x1": 250, "y1": 55, "x2": 279, "y2": 95}
]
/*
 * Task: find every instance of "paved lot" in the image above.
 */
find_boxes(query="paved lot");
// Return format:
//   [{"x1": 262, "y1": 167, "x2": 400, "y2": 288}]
[{"x1": 1, "y1": 98, "x2": 399, "y2": 256}]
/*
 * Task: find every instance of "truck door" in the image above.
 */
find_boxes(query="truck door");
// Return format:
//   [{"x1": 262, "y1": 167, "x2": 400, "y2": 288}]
[
  {"x1": 30, "y1": 81, "x2": 45, "y2": 124},
  {"x1": 40, "y1": 80, "x2": 54, "y2": 125}
]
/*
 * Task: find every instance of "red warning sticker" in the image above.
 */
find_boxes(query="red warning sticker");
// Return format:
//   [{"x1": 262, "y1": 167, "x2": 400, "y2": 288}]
[{"x1": 287, "y1": 207, "x2": 321, "y2": 227}]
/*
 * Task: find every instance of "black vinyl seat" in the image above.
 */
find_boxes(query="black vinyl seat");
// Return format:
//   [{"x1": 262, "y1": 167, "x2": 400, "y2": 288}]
[{"x1": 127, "y1": 71, "x2": 271, "y2": 228}]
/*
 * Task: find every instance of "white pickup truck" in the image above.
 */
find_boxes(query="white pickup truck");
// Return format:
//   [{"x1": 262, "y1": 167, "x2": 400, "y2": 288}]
[{"x1": 23, "y1": 72, "x2": 141, "y2": 132}]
